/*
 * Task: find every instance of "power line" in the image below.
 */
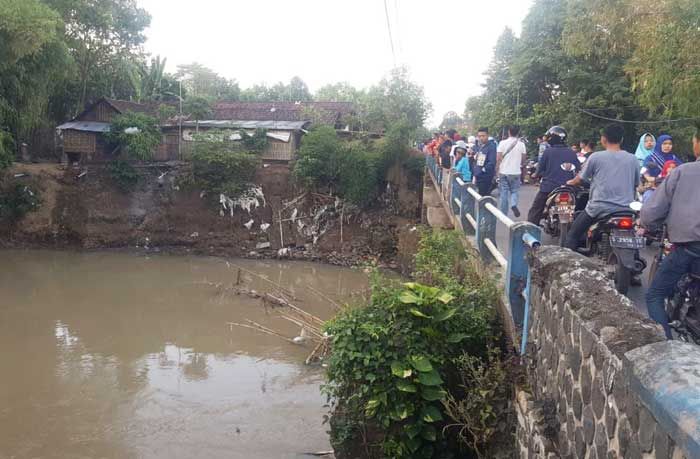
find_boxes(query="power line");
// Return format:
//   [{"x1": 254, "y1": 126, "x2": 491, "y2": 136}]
[
  {"x1": 393, "y1": 0, "x2": 403, "y2": 58},
  {"x1": 383, "y1": 0, "x2": 396, "y2": 67},
  {"x1": 576, "y1": 107, "x2": 700, "y2": 124}
]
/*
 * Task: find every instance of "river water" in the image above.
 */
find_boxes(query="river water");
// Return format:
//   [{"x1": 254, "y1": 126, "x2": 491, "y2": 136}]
[{"x1": 0, "y1": 250, "x2": 368, "y2": 459}]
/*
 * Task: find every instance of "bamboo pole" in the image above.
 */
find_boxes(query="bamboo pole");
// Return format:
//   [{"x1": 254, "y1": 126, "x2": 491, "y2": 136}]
[
  {"x1": 227, "y1": 320, "x2": 295, "y2": 343},
  {"x1": 306, "y1": 284, "x2": 342, "y2": 310},
  {"x1": 226, "y1": 262, "x2": 296, "y2": 298}
]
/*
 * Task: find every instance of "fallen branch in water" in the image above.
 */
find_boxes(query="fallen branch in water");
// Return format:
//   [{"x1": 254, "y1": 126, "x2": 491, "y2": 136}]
[
  {"x1": 306, "y1": 284, "x2": 342, "y2": 310},
  {"x1": 224, "y1": 262, "x2": 297, "y2": 299},
  {"x1": 227, "y1": 320, "x2": 296, "y2": 344},
  {"x1": 213, "y1": 267, "x2": 337, "y2": 364}
]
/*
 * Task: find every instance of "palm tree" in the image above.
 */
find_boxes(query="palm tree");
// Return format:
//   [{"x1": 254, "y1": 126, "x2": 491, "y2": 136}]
[
  {"x1": 139, "y1": 56, "x2": 168, "y2": 102},
  {"x1": 183, "y1": 96, "x2": 212, "y2": 134}
]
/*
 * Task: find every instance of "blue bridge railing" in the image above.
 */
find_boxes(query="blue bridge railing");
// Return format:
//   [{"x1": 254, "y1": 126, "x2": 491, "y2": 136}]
[{"x1": 425, "y1": 155, "x2": 541, "y2": 353}]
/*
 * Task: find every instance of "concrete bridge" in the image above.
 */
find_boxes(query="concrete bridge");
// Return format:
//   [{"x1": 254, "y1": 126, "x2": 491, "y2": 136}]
[{"x1": 423, "y1": 158, "x2": 700, "y2": 459}]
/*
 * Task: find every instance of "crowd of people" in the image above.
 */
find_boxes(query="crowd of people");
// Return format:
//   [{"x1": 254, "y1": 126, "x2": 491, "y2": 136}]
[{"x1": 422, "y1": 123, "x2": 700, "y2": 340}]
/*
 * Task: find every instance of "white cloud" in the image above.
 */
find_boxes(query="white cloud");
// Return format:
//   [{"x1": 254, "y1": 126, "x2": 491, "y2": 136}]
[{"x1": 138, "y1": 0, "x2": 533, "y2": 127}]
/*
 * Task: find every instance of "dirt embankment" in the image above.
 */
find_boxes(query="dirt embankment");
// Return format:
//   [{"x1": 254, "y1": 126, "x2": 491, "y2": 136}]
[{"x1": 1, "y1": 162, "x2": 422, "y2": 266}]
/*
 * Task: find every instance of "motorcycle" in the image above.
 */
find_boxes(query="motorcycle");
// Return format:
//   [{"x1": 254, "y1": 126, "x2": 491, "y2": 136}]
[
  {"x1": 542, "y1": 186, "x2": 577, "y2": 246},
  {"x1": 524, "y1": 160, "x2": 538, "y2": 184},
  {"x1": 580, "y1": 201, "x2": 647, "y2": 294},
  {"x1": 647, "y1": 228, "x2": 700, "y2": 344}
]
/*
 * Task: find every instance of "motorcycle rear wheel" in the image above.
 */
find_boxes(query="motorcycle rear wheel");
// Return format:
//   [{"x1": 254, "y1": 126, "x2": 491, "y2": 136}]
[
  {"x1": 607, "y1": 252, "x2": 631, "y2": 295},
  {"x1": 559, "y1": 222, "x2": 570, "y2": 247}
]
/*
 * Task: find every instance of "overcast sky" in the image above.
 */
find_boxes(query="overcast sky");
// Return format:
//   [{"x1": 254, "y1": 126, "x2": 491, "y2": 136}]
[{"x1": 138, "y1": 0, "x2": 534, "y2": 127}]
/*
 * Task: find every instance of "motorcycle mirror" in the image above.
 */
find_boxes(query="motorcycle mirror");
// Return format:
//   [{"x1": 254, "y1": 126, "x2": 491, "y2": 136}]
[{"x1": 629, "y1": 201, "x2": 643, "y2": 212}]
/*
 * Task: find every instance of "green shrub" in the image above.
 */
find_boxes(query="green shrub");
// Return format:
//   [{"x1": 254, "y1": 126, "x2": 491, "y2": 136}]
[
  {"x1": 325, "y1": 277, "x2": 495, "y2": 457},
  {"x1": 338, "y1": 143, "x2": 382, "y2": 207},
  {"x1": 294, "y1": 121, "x2": 416, "y2": 208},
  {"x1": 324, "y1": 228, "x2": 501, "y2": 457},
  {"x1": 190, "y1": 131, "x2": 258, "y2": 197},
  {"x1": 403, "y1": 154, "x2": 425, "y2": 183},
  {"x1": 107, "y1": 160, "x2": 139, "y2": 192},
  {"x1": 106, "y1": 112, "x2": 162, "y2": 160},
  {"x1": 242, "y1": 128, "x2": 268, "y2": 153},
  {"x1": 0, "y1": 130, "x2": 14, "y2": 171},
  {"x1": 414, "y1": 230, "x2": 499, "y2": 309},
  {"x1": 443, "y1": 348, "x2": 515, "y2": 459},
  {"x1": 0, "y1": 182, "x2": 40, "y2": 224},
  {"x1": 294, "y1": 125, "x2": 344, "y2": 189}
]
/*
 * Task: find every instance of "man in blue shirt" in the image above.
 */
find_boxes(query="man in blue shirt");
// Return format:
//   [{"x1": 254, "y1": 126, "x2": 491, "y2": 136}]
[
  {"x1": 527, "y1": 126, "x2": 580, "y2": 224},
  {"x1": 473, "y1": 127, "x2": 497, "y2": 196}
]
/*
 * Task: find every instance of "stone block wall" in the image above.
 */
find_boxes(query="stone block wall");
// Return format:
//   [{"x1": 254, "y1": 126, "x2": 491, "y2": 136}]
[{"x1": 517, "y1": 247, "x2": 700, "y2": 459}]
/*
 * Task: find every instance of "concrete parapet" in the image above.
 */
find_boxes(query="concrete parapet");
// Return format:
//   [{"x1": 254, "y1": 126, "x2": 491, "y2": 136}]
[{"x1": 517, "y1": 246, "x2": 700, "y2": 458}]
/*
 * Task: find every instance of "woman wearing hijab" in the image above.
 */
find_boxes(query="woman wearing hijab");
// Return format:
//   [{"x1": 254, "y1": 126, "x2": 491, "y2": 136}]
[
  {"x1": 643, "y1": 134, "x2": 682, "y2": 177},
  {"x1": 635, "y1": 133, "x2": 655, "y2": 168}
]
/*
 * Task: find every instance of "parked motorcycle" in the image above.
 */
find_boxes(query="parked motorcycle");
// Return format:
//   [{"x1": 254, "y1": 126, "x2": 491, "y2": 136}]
[
  {"x1": 579, "y1": 201, "x2": 647, "y2": 294},
  {"x1": 647, "y1": 228, "x2": 700, "y2": 344},
  {"x1": 542, "y1": 186, "x2": 577, "y2": 246}
]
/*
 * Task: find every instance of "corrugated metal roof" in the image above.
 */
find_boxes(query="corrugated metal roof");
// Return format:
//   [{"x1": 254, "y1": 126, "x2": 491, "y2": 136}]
[
  {"x1": 56, "y1": 121, "x2": 111, "y2": 132},
  {"x1": 180, "y1": 120, "x2": 308, "y2": 130},
  {"x1": 210, "y1": 101, "x2": 354, "y2": 125}
]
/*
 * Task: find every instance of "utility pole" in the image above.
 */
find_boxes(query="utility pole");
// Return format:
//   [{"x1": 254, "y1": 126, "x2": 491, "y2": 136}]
[{"x1": 178, "y1": 80, "x2": 182, "y2": 159}]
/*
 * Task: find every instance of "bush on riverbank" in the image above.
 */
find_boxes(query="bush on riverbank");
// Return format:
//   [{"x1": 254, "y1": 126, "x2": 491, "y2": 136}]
[
  {"x1": 107, "y1": 160, "x2": 139, "y2": 192},
  {"x1": 179, "y1": 130, "x2": 258, "y2": 199},
  {"x1": 0, "y1": 181, "x2": 40, "y2": 226},
  {"x1": 324, "y1": 230, "x2": 515, "y2": 458},
  {"x1": 294, "y1": 121, "x2": 414, "y2": 208}
]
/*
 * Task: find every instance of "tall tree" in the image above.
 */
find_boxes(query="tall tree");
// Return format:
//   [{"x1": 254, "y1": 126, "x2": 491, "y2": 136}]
[
  {"x1": 0, "y1": 0, "x2": 72, "y2": 148},
  {"x1": 362, "y1": 66, "x2": 431, "y2": 132},
  {"x1": 0, "y1": 0, "x2": 62, "y2": 68},
  {"x1": 240, "y1": 76, "x2": 313, "y2": 102},
  {"x1": 175, "y1": 62, "x2": 240, "y2": 101},
  {"x1": 183, "y1": 96, "x2": 212, "y2": 133},
  {"x1": 315, "y1": 82, "x2": 360, "y2": 102},
  {"x1": 44, "y1": 0, "x2": 151, "y2": 113}
]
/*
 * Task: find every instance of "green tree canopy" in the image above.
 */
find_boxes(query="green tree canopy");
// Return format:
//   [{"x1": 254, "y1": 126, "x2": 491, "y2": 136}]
[
  {"x1": 175, "y1": 62, "x2": 240, "y2": 101},
  {"x1": 465, "y1": 0, "x2": 700, "y2": 154},
  {"x1": 106, "y1": 112, "x2": 161, "y2": 160}
]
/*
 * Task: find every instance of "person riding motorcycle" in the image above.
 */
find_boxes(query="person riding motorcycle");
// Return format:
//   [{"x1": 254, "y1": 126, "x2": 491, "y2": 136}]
[
  {"x1": 640, "y1": 130, "x2": 700, "y2": 339},
  {"x1": 527, "y1": 126, "x2": 580, "y2": 225},
  {"x1": 564, "y1": 124, "x2": 639, "y2": 251}
]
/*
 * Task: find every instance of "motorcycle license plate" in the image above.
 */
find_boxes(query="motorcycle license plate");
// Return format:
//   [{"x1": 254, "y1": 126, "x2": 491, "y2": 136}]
[
  {"x1": 551, "y1": 205, "x2": 574, "y2": 215},
  {"x1": 610, "y1": 233, "x2": 645, "y2": 249}
]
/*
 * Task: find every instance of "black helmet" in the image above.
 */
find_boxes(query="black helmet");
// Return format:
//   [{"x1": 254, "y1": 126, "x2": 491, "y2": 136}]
[{"x1": 546, "y1": 125, "x2": 567, "y2": 145}]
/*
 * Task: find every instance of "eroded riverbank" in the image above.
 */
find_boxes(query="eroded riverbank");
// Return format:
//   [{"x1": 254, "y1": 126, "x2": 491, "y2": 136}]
[{"x1": 0, "y1": 249, "x2": 368, "y2": 458}]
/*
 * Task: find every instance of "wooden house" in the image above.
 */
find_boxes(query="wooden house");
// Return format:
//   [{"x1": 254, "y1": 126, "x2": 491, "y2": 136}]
[
  {"x1": 57, "y1": 98, "x2": 165, "y2": 163},
  {"x1": 57, "y1": 99, "x2": 355, "y2": 163},
  {"x1": 169, "y1": 101, "x2": 355, "y2": 162}
]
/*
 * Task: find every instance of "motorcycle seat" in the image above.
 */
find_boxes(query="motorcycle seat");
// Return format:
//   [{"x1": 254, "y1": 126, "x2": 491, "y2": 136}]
[{"x1": 599, "y1": 210, "x2": 636, "y2": 219}]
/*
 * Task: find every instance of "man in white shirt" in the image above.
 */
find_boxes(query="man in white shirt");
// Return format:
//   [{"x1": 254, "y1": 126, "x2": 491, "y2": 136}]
[{"x1": 497, "y1": 125, "x2": 527, "y2": 217}]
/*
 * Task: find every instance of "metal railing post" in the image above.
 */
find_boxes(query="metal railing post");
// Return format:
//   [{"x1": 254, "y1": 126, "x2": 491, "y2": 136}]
[
  {"x1": 475, "y1": 195, "x2": 498, "y2": 263},
  {"x1": 450, "y1": 174, "x2": 460, "y2": 215},
  {"x1": 506, "y1": 222, "x2": 542, "y2": 326},
  {"x1": 461, "y1": 184, "x2": 476, "y2": 235}
]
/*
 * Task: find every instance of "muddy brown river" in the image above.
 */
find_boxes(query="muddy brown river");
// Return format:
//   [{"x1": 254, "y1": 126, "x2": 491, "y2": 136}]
[{"x1": 0, "y1": 250, "x2": 368, "y2": 459}]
